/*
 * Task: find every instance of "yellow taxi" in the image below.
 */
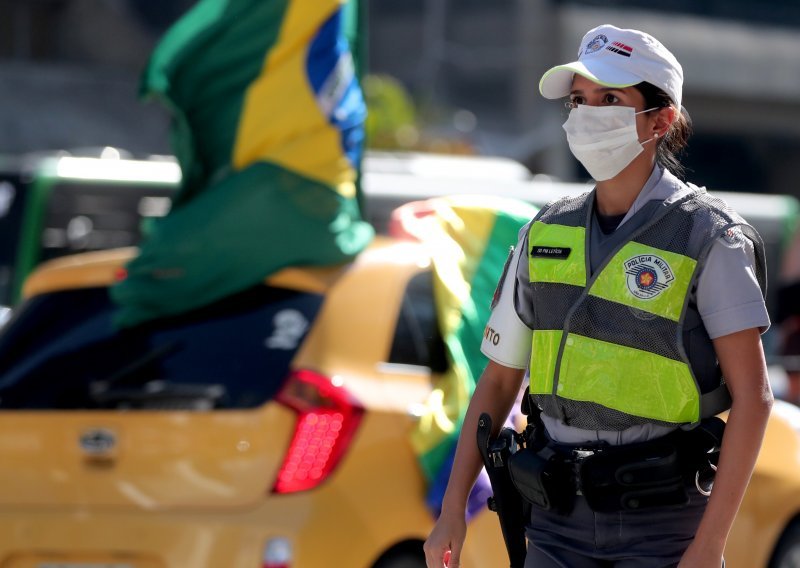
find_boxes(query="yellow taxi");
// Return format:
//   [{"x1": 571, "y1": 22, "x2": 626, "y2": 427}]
[
  {"x1": 1, "y1": 238, "x2": 800, "y2": 567},
  {"x1": 726, "y1": 399, "x2": 800, "y2": 568},
  {"x1": 0, "y1": 240, "x2": 506, "y2": 568}
]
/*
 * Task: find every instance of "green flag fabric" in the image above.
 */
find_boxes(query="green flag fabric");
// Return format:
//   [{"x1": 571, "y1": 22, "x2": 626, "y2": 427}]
[{"x1": 111, "y1": 0, "x2": 374, "y2": 327}]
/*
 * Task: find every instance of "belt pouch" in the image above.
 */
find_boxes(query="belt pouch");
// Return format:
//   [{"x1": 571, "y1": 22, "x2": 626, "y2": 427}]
[
  {"x1": 579, "y1": 440, "x2": 689, "y2": 513},
  {"x1": 508, "y1": 448, "x2": 574, "y2": 514}
]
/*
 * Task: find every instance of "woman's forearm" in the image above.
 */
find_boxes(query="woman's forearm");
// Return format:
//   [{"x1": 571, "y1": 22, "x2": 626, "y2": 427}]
[
  {"x1": 694, "y1": 328, "x2": 774, "y2": 551},
  {"x1": 440, "y1": 360, "x2": 525, "y2": 516},
  {"x1": 693, "y1": 391, "x2": 772, "y2": 550}
]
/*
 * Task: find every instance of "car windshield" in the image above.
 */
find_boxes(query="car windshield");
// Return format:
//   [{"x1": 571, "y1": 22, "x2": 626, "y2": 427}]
[{"x1": 0, "y1": 285, "x2": 323, "y2": 410}]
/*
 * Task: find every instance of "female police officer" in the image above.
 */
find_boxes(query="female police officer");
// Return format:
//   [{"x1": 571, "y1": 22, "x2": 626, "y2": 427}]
[{"x1": 424, "y1": 24, "x2": 773, "y2": 568}]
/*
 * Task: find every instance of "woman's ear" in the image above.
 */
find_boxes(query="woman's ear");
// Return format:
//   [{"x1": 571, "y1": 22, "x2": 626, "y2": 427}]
[{"x1": 654, "y1": 106, "x2": 677, "y2": 138}]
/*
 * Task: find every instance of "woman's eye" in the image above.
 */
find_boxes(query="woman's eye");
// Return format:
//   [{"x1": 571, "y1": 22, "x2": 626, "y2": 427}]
[
  {"x1": 569, "y1": 97, "x2": 585, "y2": 107},
  {"x1": 602, "y1": 94, "x2": 620, "y2": 105}
]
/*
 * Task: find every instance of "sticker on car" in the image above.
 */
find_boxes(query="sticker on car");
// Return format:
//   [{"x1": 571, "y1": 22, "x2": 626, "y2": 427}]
[{"x1": 265, "y1": 309, "x2": 310, "y2": 350}]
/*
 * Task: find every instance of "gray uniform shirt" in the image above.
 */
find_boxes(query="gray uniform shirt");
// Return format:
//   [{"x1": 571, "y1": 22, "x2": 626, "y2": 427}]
[{"x1": 481, "y1": 166, "x2": 770, "y2": 445}]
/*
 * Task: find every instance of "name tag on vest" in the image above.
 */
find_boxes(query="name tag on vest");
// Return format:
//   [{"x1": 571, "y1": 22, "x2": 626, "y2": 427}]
[{"x1": 531, "y1": 246, "x2": 571, "y2": 259}]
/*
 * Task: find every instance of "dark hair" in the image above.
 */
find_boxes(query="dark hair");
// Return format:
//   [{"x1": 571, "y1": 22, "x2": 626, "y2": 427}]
[{"x1": 634, "y1": 82, "x2": 692, "y2": 179}]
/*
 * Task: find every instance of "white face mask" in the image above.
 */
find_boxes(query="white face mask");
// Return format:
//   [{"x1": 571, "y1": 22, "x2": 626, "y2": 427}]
[{"x1": 562, "y1": 105, "x2": 657, "y2": 181}]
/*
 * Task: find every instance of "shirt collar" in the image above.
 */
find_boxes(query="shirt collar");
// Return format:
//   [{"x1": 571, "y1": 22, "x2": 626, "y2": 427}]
[{"x1": 616, "y1": 166, "x2": 691, "y2": 228}]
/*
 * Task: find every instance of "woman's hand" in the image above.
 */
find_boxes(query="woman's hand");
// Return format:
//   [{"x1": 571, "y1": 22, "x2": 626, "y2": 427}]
[{"x1": 424, "y1": 511, "x2": 466, "y2": 568}]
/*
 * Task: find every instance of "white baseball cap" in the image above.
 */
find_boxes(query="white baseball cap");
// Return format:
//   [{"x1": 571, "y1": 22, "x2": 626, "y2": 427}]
[{"x1": 539, "y1": 24, "x2": 683, "y2": 108}]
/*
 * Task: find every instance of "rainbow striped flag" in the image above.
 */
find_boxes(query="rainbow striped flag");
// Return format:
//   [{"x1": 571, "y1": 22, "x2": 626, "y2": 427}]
[
  {"x1": 111, "y1": 0, "x2": 373, "y2": 327},
  {"x1": 391, "y1": 194, "x2": 537, "y2": 516}
]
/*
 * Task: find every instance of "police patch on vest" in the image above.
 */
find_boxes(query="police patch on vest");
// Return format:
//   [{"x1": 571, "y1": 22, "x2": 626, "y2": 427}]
[
  {"x1": 624, "y1": 255, "x2": 674, "y2": 299},
  {"x1": 531, "y1": 246, "x2": 571, "y2": 259}
]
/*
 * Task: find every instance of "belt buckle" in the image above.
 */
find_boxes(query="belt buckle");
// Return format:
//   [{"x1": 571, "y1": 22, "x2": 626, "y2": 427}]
[{"x1": 572, "y1": 448, "x2": 597, "y2": 461}]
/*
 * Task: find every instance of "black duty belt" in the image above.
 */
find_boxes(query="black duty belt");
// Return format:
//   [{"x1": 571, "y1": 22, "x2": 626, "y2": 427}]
[{"x1": 507, "y1": 418, "x2": 723, "y2": 515}]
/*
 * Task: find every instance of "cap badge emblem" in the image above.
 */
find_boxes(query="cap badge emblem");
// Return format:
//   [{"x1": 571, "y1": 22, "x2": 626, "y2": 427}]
[{"x1": 584, "y1": 34, "x2": 608, "y2": 55}]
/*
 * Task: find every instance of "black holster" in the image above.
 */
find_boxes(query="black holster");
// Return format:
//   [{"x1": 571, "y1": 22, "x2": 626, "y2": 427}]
[
  {"x1": 503, "y1": 396, "x2": 576, "y2": 514},
  {"x1": 476, "y1": 413, "x2": 527, "y2": 568},
  {"x1": 507, "y1": 443, "x2": 576, "y2": 514}
]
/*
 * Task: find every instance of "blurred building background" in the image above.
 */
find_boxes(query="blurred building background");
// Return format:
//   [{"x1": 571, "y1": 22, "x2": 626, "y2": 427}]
[
  {"x1": 1, "y1": 0, "x2": 800, "y2": 198},
  {"x1": 367, "y1": 0, "x2": 800, "y2": 197}
]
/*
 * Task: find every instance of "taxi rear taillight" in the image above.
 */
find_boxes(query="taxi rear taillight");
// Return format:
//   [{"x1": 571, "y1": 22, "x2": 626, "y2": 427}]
[{"x1": 272, "y1": 369, "x2": 363, "y2": 494}]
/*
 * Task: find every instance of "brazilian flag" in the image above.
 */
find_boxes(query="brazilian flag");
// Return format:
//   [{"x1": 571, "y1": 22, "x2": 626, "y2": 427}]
[{"x1": 111, "y1": 0, "x2": 374, "y2": 327}]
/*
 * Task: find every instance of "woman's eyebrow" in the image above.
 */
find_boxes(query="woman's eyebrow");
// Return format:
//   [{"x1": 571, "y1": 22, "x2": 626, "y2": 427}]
[{"x1": 569, "y1": 86, "x2": 625, "y2": 96}]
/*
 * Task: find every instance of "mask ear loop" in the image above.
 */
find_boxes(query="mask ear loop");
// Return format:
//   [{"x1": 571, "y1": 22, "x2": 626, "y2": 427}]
[{"x1": 637, "y1": 107, "x2": 665, "y2": 145}]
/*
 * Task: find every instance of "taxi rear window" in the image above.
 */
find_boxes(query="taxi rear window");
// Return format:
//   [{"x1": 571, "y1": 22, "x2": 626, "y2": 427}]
[
  {"x1": 0, "y1": 285, "x2": 323, "y2": 410},
  {"x1": 388, "y1": 271, "x2": 448, "y2": 373}
]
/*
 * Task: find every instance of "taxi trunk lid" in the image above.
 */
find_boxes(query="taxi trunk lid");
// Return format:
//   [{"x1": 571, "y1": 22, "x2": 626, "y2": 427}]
[{"x1": 0, "y1": 408, "x2": 294, "y2": 508}]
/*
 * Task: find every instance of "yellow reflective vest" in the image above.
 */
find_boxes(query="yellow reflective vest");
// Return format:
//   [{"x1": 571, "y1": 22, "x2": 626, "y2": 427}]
[{"x1": 527, "y1": 188, "x2": 765, "y2": 429}]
